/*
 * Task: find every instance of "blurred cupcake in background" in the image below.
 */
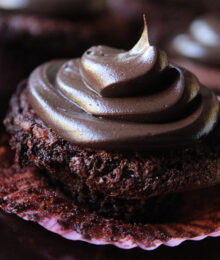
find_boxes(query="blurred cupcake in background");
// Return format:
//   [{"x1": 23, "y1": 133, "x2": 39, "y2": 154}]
[{"x1": 168, "y1": 14, "x2": 220, "y2": 94}]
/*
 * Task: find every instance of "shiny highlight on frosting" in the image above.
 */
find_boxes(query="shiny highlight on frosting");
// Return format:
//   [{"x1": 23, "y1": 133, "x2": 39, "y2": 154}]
[{"x1": 27, "y1": 20, "x2": 219, "y2": 151}]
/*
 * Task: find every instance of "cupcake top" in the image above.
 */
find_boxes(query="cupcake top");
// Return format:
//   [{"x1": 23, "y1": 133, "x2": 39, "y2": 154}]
[
  {"x1": 27, "y1": 19, "x2": 219, "y2": 152},
  {"x1": 170, "y1": 15, "x2": 220, "y2": 67},
  {"x1": 0, "y1": 0, "x2": 105, "y2": 16}
]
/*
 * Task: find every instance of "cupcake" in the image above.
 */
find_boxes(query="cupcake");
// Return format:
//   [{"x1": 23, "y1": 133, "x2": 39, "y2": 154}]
[
  {"x1": 1, "y1": 19, "x2": 220, "y2": 250},
  {"x1": 168, "y1": 14, "x2": 220, "y2": 94}
]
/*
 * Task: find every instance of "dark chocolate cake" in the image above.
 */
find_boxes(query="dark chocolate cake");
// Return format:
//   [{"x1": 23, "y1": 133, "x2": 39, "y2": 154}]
[{"x1": 1, "y1": 19, "x2": 220, "y2": 250}]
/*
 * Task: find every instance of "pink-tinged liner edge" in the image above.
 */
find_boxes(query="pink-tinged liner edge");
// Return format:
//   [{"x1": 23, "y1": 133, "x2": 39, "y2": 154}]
[{"x1": 21, "y1": 213, "x2": 220, "y2": 250}]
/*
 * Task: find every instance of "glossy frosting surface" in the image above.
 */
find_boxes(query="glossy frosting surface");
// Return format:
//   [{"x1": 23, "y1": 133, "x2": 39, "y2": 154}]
[
  {"x1": 27, "y1": 22, "x2": 219, "y2": 151},
  {"x1": 171, "y1": 15, "x2": 220, "y2": 66}
]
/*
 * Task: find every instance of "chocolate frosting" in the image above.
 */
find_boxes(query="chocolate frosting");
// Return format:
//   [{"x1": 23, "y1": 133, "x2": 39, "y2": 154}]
[
  {"x1": 171, "y1": 15, "x2": 220, "y2": 66},
  {"x1": 27, "y1": 21, "x2": 219, "y2": 151}
]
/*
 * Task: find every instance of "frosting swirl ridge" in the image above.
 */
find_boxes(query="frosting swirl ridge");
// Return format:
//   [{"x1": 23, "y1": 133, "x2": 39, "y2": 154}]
[{"x1": 27, "y1": 22, "x2": 219, "y2": 151}]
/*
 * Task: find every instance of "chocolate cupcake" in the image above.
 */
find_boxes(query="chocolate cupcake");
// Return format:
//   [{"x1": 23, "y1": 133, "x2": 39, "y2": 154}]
[
  {"x1": 168, "y1": 15, "x2": 220, "y2": 93},
  {"x1": 2, "y1": 20, "x2": 220, "y2": 249}
]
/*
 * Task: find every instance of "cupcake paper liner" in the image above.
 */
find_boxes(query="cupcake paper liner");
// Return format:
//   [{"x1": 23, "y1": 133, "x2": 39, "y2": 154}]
[{"x1": 0, "y1": 139, "x2": 220, "y2": 250}]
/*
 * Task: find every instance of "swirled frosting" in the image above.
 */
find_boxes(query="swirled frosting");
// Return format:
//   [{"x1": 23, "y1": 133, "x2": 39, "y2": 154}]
[
  {"x1": 171, "y1": 15, "x2": 220, "y2": 66},
  {"x1": 27, "y1": 21, "x2": 219, "y2": 151}
]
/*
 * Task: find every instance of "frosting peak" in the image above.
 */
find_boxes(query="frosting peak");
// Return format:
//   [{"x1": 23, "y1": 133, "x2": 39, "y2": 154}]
[
  {"x1": 27, "y1": 21, "x2": 219, "y2": 152},
  {"x1": 80, "y1": 21, "x2": 168, "y2": 97}
]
